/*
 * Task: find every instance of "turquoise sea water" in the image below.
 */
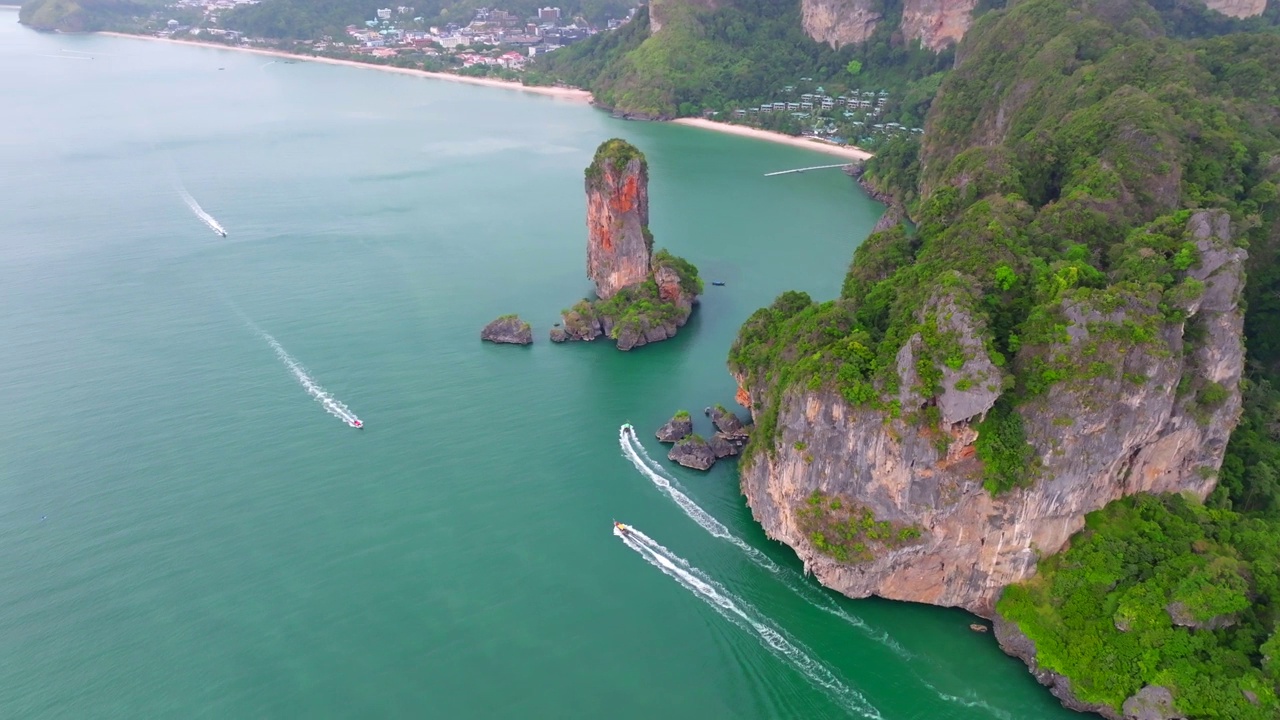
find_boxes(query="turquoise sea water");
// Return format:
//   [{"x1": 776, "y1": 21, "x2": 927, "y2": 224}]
[{"x1": 0, "y1": 13, "x2": 1082, "y2": 719}]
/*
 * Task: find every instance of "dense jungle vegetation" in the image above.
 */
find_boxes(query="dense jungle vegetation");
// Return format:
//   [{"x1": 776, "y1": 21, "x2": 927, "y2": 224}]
[
  {"x1": 536, "y1": 0, "x2": 952, "y2": 118},
  {"x1": 724, "y1": 0, "x2": 1280, "y2": 715}
]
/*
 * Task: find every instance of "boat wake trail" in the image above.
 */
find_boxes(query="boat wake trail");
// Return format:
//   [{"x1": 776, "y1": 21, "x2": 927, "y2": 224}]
[
  {"x1": 178, "y1": 186, "x2": 228, "y2": 237},
  {"x1": 619, "y1": 425, "x2": 914, "y2": 659},
  {"x1": 616, "y1": 524, "x2": 883, "y2": 720},
  {"x1": 619, "y1": 425, "x2": 779, "y2": 573},
  {"x1": 927, "y1": 685, "x2": 1016, "y2": 720},
  {"x1": 257, "y1": 329, "x2": 362, "y2": 428}
]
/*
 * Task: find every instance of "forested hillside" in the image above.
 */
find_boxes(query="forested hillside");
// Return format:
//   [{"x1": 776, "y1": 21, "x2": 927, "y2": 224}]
[
  {"x1": 536, "y1": 0, "x2": 951, "y2": 118},
  {"x1": 18, "y1": 0, "x2": 165, "y2": 31}
]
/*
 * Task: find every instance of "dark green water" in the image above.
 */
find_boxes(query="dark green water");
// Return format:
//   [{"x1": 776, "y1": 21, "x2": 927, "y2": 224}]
[{"x1": 0, "y1": 13, "x2": 1083, "y2": 718}]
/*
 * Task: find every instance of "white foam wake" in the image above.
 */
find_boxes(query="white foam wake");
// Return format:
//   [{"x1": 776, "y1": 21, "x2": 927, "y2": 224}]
[
  {"x1": 619, "y1": 425, "x2": 915, "y2": 660},
  {"x1": 619, "y1": 426, "x2": 779, "y2": 573},
  {"x1": 259, "y1": 330, "x2": 361, "y2": 428},
  {"x1": 616, "y1": 524, "x2": 883, "y2": 720},
  {"x1": 178, "y1": 187, "x2": 227, "y2": 237}
]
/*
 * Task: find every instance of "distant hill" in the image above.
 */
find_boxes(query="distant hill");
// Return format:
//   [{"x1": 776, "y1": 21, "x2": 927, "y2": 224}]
[{"x1": 19, "y1": 0, "x2": 165, "y2": 32}]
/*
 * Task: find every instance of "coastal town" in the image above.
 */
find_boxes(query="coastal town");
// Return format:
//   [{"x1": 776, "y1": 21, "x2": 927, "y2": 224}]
[
  {"x1": 132, "y1": 1, "x2": 895, "y2": 153},
  {"x1": 160, "y1": 2, "x2": 633, "y2": 76}
]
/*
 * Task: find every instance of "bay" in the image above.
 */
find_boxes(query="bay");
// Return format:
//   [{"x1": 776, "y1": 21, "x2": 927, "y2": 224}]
[{"x1": 0, "y1": 12, "x2": 1079, "y2": 719}]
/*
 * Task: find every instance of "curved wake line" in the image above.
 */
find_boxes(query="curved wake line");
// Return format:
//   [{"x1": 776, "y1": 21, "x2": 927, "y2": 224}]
[
  {"x1": 619, "y1": 426, "x2": 779, "y2": 573},
  {"x1": 617, "y1": 525, "x2": 883, "y2": 720},
  {"x1": 178, "y1": 187, "x2": 227, "y2": 237},
  {"x1": 928, "y1": 686, "x2": 1016, "y2": 720},
  {"x1": 257, "y1": 329, "x2": 361, "y2": 427},
  {"x1": 620, "y1": 425, "x2": 915, "y2": 660}
]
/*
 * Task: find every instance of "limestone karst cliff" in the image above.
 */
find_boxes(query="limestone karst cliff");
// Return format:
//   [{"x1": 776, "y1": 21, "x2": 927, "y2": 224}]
[
  {"x1": 800, "y1": 0, "x2": 880, "y2": 48},
  {"x1": 553, "y1": 139, "x2": 702, "y2": 351},
  {"x1": 900, "y1": 0, "x2": 978, "y2": 50},
  {"x1": 797, "y1": 0, "x2": 1265, "y2": 52},
  {"x1": 799, "y1": 0, "x2": 977, "y2": 50},
  {"x1": 585, "y1": 139, "x2": 652, "y2": 300},
  {"x1": 729, "y1": 0, "x2": 1277, "y2": 624},
  {"x1": 733, "y1": 210, "x2": 1245, "y2": 616}
]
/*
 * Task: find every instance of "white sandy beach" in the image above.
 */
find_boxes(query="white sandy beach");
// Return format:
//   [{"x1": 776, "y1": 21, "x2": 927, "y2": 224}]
[
  {"x1": 673, "y1": 118, "x2": 873, "y2": 161},
  {"x1": 100, "y1": 32, "x2": 595, "y2": 102}
]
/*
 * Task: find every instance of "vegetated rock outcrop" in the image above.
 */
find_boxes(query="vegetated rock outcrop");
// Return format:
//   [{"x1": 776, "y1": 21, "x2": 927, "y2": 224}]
[
  {"x1": 706, "y1": 404, "x2": 749, "y2": 457},
  {"x1": 658, "y1": 407, "x2": 745, "y2": 468},
  {"x1": 732, "y1": 0, "x2": 1280, "y2": 713},
  {"x1": 656, "y1": 410, "x2": 694, "y2": 442},
  {"x1": 730, "y1": 0, "x2": 1259, "y2": 621},
  {"x1": 709, "y1": 404, "x2": 749, "y2": 438},
  {"x1": 480, "y1": 315, "x2": 533, "y2": 345},
  {"x1": 552, "y1": 140, "x2": 702, "y2": 351},
  {"x1": 669, "y1": 434, "x2": 716, "y2": 470}
]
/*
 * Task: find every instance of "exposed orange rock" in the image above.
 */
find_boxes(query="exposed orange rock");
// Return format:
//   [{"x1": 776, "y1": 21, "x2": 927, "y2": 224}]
[
  {"x1": 901, "y1": 0, "x2": 977, "y2": 50},
  {"x1": 554, "y1": 140, "x2": 701, "y2": 351},
  {"x1": 655, "y1": 264, "x2": 682, "y2": 303},
  {"x1": 585, "y1": 140, "x2": 651, "y2": 299},
  {"x1": 735, "y1": 384, "x2": 752, "y2": 409}
]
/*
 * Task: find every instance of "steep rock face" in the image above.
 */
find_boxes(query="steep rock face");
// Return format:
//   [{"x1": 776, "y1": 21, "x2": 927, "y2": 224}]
[
  {"x1": 1202, "y1": 0, "x2": 1266, "y2": 17},
  {"x1": 895, "y1": 287, "x2": 1004, "y2": 426},
  {"x1": 709, "y1": 433, "x2": 742, "y2": 458},
  {"x1": 586, "y1": 141, "x2": 651, "y2": 300},
  {"x1": 656, "y1": 413, "x2": 694, "y2": 442},
  {"x1": 800, "y1": 0, "x2": 881, "y2": 48},
  {"x1": 670, "y1": 435, "x2": 716, "y2": 470},
  {"x1": 901, "y1": 0, "x2": 977, "y2": 51},
  {"x1": 738, "y1": 213, "x2": 1245, "y2": 617},
  {"x1": 558, "y1": 141, "x2": 699, "y2": 350}
]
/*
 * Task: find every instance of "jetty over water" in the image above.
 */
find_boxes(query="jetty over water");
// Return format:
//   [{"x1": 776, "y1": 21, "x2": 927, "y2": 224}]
[{"x1": 763, "y1": 163, "x2": 853, "y2": 177}]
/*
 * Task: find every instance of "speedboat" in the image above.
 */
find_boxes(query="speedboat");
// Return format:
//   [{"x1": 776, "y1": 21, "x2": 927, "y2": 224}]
[
  {"x1": 711, "y1": 281, "x2": 725, "y2": 286},
  {"x1": 613, "y1": 520, "x2": 630, "y2": 534},
  {"x1": 349, "y1": 419, "x2": 363, "y2": 429},
  {"x1": 216, "y1": 230, "x2": 227, "y2": 237}
]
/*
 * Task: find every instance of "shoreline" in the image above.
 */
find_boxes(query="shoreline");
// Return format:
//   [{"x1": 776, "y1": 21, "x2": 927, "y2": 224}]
[
  {"x1": 98, "y1": 32, "x2": 595, "y2": 102},
  {"x1": 93, "y1": 32, "x2": 874, "y2": 160},
  {"x1": 672, "y1": 118, "x2": 873, "y2": 161}
]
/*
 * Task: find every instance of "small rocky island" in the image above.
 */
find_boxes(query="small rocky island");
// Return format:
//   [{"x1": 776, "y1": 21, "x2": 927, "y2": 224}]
[
  {"x1": 480, "y1": 314, "x2": 533, "y2": 345},
  {"x1": 550, "y1": 139, "x2": 702, "y2": 351},
  {"x1": 656, "y1": 405, "x2": 750, "y2": 471}
]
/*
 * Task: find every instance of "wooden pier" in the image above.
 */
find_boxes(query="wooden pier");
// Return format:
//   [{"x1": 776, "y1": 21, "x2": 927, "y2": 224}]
[{"x1": 763, "y1": 163, "x2": 853, "y2": 177}]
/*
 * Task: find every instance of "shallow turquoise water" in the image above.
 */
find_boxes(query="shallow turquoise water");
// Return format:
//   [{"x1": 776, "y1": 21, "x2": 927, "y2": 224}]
[{"x1": 0, "y1": 13, "x2": 1081, "y2": 719}]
